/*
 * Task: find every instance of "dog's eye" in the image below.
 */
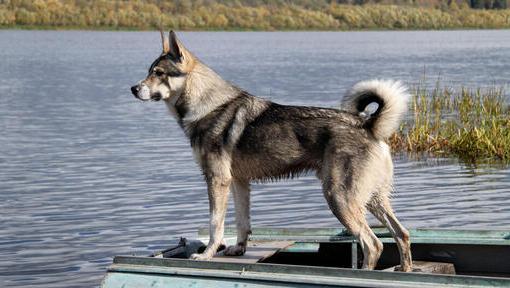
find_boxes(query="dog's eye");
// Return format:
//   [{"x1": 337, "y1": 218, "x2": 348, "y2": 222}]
[{"x1": 154, "y1": 70, "x2": 164, "y2": 77}]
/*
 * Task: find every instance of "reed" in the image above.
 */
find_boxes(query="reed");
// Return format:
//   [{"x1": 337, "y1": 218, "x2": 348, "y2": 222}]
[{"x1": 390, "y1": 84, "x2": 510, "y2": 163}]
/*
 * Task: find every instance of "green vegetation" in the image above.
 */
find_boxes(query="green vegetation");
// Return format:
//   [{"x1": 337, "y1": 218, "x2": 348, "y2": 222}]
[
  {"x1": 390, "y1": 84, "x2": 510, "y2": 163},
  {"x1": 1, "y1": 0, "x2": 510, "y2": 30}
]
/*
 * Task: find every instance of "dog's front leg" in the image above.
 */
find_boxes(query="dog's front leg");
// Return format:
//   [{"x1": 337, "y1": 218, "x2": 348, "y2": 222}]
[
  {"x1": 191, "y1": 171, "x2": 232, "y2": 260},
  {"x1": 224, "y1": 179, "x2": 251, "y2": 256}
]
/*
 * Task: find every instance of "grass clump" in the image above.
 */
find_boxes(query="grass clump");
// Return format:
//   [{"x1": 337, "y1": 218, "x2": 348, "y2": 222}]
[{"x1": 390, "y1": 84, "x2": 510, "y2": 163}]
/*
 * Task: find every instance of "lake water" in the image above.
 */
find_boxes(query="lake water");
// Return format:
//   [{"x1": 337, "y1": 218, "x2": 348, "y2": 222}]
[{"x1": 1, "y1": 30, "x2": 509, "y2": 287}]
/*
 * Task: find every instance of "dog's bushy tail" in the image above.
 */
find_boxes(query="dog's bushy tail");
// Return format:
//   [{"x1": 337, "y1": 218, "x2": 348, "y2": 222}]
[{"x1": 341, "y1": 79, "x2": 409, "y2": 140}]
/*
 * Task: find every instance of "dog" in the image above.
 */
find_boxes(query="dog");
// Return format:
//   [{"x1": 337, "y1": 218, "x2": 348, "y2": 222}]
[{"x1": 130, "y1": 30, "x2": 412, "y2": 271}]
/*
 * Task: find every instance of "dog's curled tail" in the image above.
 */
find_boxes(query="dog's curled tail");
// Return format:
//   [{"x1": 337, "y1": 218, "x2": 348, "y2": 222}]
[{"x1": 341, "y1": 79, "x2": 410, "y2": 141}]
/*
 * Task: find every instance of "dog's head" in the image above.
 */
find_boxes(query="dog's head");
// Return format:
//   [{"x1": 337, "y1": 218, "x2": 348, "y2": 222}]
[{"x1": 131, "y1": 31, "x2": 194, "y2": 102}]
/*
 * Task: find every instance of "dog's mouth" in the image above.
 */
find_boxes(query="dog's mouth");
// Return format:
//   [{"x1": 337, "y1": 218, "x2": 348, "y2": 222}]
[
  {"x1": 134, "y1": 95, "x2": 162, "y2": 102},
  {"x1": 150, "y1": 93, "x2": 162, "y2": 101}
]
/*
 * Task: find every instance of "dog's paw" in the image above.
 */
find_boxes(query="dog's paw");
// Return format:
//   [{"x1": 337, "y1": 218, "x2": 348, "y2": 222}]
[
  {"x1": 394, "y1": 265, "x2": 415, "y2": 272},
  {"x1": 190, "y1": 253, "x2": 212, "y2": 261},
  {"x1": 223, "y1": 245, "x2": 246, "y2": 256}
]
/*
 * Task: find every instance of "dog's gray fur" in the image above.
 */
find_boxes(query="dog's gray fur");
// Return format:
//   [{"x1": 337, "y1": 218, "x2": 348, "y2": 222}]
[{"x1": 131, "y1": 31, "x2": 412, "y2": 271}]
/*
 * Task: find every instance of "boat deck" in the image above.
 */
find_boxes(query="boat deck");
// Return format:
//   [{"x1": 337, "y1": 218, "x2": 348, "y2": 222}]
[
  {"x1": 102, "y1": 227, "x2": 510, "y2": 288},
  {"x1": 207, "y1": 240, "x2": 295, "y2": 264}
]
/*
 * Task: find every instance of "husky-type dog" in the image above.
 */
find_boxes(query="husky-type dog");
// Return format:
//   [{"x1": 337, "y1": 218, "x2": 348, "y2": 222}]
[{"x1": 131, "y1": 31, "x2": 412, "y2": 271}]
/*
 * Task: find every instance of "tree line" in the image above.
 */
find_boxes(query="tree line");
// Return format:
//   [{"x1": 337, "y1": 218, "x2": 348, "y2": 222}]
[{"x1": 1, "y1": 0, "x2": 509, "y2": 30}]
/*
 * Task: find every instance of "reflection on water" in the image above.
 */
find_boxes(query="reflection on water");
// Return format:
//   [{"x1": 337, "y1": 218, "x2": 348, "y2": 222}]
[{"x1": 0, "y1": 30, "x2": 509, "y2": 287}]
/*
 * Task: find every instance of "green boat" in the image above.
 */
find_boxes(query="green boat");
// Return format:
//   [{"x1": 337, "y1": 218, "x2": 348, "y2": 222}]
[{"x1": 102, "y1": 227, "x2": 510, "y2": 288}]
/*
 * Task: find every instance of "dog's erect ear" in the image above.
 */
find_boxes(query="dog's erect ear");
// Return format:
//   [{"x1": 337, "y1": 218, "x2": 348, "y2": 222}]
[
  {"x1": 160, "y1": 27, "x2": 170, "y2": 54},
  {"x1": 168, "y1": 30, "x2": 183, "y2": 61}
]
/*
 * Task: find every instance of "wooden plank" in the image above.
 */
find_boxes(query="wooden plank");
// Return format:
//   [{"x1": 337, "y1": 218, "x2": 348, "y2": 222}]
[
  {"x1": 211, "y1": 241, "x2": 294, "y2": 264},
  {"x1": 384, "y1": 261, "x2": 456, "y2": 275}
]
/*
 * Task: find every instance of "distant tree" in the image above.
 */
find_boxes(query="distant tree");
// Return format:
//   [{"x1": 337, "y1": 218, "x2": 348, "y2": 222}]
[
  {"x1": 493, "y1": 0, "x2": 507, "y2": 8},
  {"x1": 449, "y1": 0, "x2": 459, "y2": 9},
  {"x1": 470, "y1": 0, "x2": 484, "y2": 8},
  {"x1": 470, "y1": 0, "x2": 508, "y2": 8}
]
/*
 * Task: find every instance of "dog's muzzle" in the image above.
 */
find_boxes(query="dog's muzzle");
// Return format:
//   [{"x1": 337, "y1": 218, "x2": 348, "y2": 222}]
[{"x1": 131, "y1": 84, "x2": 151, "y2": 101}]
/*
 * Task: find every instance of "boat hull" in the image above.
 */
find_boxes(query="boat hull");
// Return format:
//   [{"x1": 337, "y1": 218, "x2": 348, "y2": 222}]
[{"x1": 102, "y1": 227, "x2": 510, "y2": 288}]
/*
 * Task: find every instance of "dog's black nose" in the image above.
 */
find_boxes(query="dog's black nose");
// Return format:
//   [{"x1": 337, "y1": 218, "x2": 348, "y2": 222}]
[{"x1": 131, "y1": 85, "x2": 140, "y2": 96}]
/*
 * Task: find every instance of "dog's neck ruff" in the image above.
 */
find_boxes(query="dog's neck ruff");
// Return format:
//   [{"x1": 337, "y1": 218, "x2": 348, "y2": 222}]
[{"x1": 166, "y1": 62, "x2": 241, "y2": 134}]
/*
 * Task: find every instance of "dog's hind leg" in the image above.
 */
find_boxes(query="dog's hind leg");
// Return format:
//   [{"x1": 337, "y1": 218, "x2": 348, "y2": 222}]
[
  {"x1": 321, "y1": 156, "x2": 383, "y2": 270},
  {"x1": 224, "y1": 178, "x2": 251, "y2": 256},
  {"x1": 191, "y1": 157, "x2": 232, "y2": 261},
  {"x1": 368, "y1": 191, "x2": 412, "y2": 272}
]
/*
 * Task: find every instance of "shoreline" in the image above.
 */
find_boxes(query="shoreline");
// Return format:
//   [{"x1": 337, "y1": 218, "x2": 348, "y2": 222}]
[
  {"x1": 2, "y1": 26, "x2": 510, "y2": 32},
  {"x1": 2, "y1": 2, "x2": 510, "y2": 32}
]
